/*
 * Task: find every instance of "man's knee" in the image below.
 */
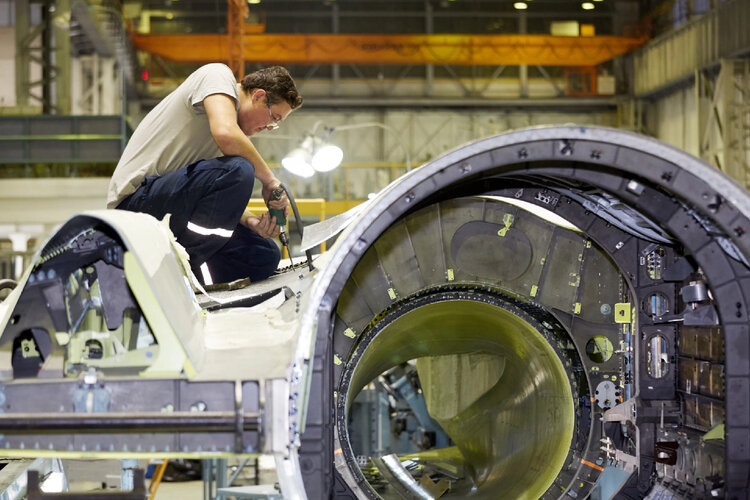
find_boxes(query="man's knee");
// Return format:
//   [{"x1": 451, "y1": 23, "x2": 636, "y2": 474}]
[
  {"x1": 202, "y1": 156, "x2": 255, "y2": 210},
  {"x1": 204, "y1": 234, "x2": 281, "y2": 284},
  {"x1": 222, "y1": 156, "x2": 255, "y2": 185}
]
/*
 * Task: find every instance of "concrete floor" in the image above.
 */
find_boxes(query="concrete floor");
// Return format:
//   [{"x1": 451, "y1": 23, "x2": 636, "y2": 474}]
[{"x1": 155, "y1": 480, "x2": 204, "y2": 500}]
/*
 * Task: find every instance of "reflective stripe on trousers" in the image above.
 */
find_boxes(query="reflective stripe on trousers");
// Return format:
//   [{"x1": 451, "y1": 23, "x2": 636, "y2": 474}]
[
  {"x1": 186, "y1": 221, "x2": 234, "y2": 238},
  {"x1": 199, "y1": 262, "x2": 213, "y2": 285}
]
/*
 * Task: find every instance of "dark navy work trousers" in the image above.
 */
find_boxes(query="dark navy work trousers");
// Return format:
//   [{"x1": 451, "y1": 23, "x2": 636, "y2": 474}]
[{"x1": 116, "y1": 156, "x2": 280, "y2": 284}]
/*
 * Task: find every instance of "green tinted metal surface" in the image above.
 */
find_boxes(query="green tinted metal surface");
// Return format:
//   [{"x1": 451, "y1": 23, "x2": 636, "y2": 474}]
[
  {"x1": 336, "y1": 197, "x2": 628, "y2": 499},
  {"x1": 348, "y1": 299, "x2": 575, "y2": 499}
]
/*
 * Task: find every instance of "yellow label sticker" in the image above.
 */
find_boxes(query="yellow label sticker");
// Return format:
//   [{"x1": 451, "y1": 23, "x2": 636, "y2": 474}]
[
  {"x1": 497, "y1": 213, "x2": 515, "y2": 237},
  {"x1": 614, "y1": 303, "x2": 631, "y2": 324},
  {"x1": 530, "y1": 285, "x2": 538, "y2": 297},
  {"x1": 344, "y1": 328, "x2": 356, "y2": 338},
  {"x1": 333, "y1": 354, "x2": 342, "y2": 366},
  {"x1": 574, "y1": 302, "x2": 582, "y2": 314},
  {"x1": 387, "y1": 288, "x2": 397, "y2": 300},
  {"x1": 447, "y1": 269, "x2": 454, "y2": 281}
]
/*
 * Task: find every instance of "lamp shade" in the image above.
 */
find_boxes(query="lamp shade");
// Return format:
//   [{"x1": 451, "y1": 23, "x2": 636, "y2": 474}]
[
  {"x1": 282, "y1": 146, "x2": 315, "y2": 178},
  {"x1": 312, "y1": 143, "x2": 343, "y2": 172}
]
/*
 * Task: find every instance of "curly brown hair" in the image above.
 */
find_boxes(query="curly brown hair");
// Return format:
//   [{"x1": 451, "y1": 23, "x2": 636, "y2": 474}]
[{"x1": 241, "y1": 66, "x2": 303, "y2": 110}]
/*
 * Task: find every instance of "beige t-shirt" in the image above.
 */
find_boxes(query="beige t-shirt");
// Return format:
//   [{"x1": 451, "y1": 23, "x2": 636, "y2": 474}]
[{"x1": 107, "y1": 63, "x2": 240, "y2": 208}]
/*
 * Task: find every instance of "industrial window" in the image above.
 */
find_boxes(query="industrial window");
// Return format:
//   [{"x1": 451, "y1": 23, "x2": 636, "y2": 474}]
[{"x1": 0, "y1": 0, "x2": 13, "y2": 27}]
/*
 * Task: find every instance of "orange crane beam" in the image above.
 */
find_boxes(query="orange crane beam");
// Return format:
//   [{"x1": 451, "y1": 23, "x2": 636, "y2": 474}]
[{"x1": 130, "y1": 33, "x2": 647, "y2": 67}]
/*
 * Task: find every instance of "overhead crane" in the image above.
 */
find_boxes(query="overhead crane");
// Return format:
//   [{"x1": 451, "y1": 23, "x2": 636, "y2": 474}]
[{"x1": 130, "y1": 32, "x2": 647, "y2": 68}]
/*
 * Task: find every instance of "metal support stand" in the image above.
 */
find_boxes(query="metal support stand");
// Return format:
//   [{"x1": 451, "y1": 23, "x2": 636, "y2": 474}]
[
  {"x1": 0, "y1": 459, "x2": 66, "y2": 499},
  {"x1": 202, "y1": 459, "x2": 227, "y2": 500},
  {"x1": 120, "y1": 459, "x2": 138, "y2": 492},
  {"x1": 27, "y1": 469, "x2": 145, "y2": 500},
  {"x1": 216, "y1": 457, "x2": 282, "y2": 500}
]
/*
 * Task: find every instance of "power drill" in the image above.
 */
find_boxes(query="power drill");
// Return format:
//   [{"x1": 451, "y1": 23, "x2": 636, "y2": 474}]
[{"x1": 268, "y1": 186, "x2": 292, "y2": 262}]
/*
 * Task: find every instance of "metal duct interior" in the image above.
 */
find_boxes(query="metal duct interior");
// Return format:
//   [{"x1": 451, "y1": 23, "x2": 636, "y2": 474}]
[
  {"x1": 346, "y1": 293, "x2": 576, "y2": 499},
  {"x1": 333, "y1": 196, "x2": 619, "y2": 499}
]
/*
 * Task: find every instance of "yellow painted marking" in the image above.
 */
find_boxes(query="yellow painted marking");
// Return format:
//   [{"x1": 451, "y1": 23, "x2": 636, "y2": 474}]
[
  {"x1": 614, "y1": 303, "x2": 631, "y2": 324},
  {"x1": 447, "y1": 269, "x2": 454, "y2": 281},
  {"x1": 387, "y1": 288, "x2": 397, "y2": 300},
  {"x1": 333, "y1": 354, "x2": 342, "y2": 366},
  {"x1": 574, "y1": 302, "x2": 582, "y2": 314},
  {"x1": 55, "y1": 332, "x2": 70, "y2": 346},
  {"x1": 530, "y1": 285, "x2": 538, "y2": 297},
  {"x1": 343, "y1": 328, "x2": 356, "y2": 339},
  {"x1": 497, "y1": 213, "x2": 515, "y2": 237},
  {"x1": 704, "y1": 424, "x2": 724, "y2": 441},
  {"x1": 581, "y1": 459, "x2": 604, "y2": 472}
]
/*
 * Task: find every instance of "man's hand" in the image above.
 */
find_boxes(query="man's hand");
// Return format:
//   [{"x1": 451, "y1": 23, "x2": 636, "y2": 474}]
[
  {"x1": 242, "y1": 212, "x2": 280, "y2": 238},
  {"x1": 262, "y1": 180, "x2": 290, "y2": 218}
]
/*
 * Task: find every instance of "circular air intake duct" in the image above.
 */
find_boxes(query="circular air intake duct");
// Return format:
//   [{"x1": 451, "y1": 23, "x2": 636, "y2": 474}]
[{"x1": 299, "y1": 126, "x2": 750, "y2": 499}]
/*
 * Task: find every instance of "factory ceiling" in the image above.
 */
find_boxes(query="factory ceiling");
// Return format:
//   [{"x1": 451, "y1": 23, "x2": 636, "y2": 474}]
[{"x1": 125, "y1": 0, "x2": 646, "y2": 79}]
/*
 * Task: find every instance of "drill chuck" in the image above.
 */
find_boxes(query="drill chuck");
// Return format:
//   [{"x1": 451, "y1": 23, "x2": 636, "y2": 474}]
[{"x1": 278, "y1": 228, "x2": 289, "y2": 246}]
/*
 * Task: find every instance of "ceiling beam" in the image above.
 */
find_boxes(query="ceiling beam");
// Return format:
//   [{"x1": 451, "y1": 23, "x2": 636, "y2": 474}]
[{"x1": 132, "y1": 33, "x2": 646, "y2": 67}]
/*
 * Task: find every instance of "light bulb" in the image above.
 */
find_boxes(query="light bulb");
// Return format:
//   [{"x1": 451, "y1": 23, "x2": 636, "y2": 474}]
[
  {"x1": 282, "y1": 147, "x2": 315, "y2": 177},
  {"x1": 312, "y1": 144, "x2": 344, "y2": 172}
]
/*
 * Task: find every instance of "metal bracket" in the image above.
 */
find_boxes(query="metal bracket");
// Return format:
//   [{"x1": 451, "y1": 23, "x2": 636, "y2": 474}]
[
  {"x1": 602, "y1": 398, "x2": 636, "y2": 424},
  {"x1": 72, "y1": 369, "x2": 110, "y2": 413},
  {"x1": 601, "y1": 399, "x2": 640, "y2": 473}
]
